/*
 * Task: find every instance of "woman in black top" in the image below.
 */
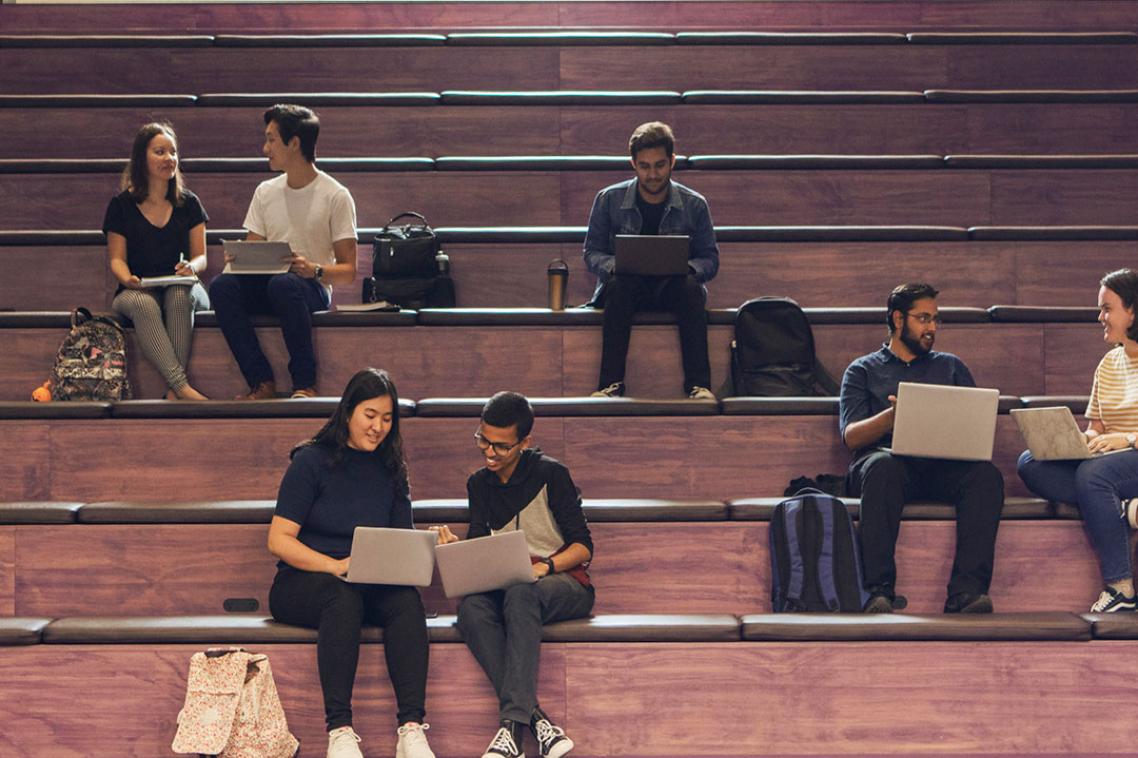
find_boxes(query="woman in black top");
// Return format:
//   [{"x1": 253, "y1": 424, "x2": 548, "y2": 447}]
[
  {"x1": 268, "y1": 368, "x2": 436, "y2": 758},
  {"x1": 102, "y1": 122, "x2": 210, "y2": 400}
]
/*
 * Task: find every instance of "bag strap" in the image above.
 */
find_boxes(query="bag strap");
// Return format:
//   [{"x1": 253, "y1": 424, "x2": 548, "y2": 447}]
[
  {"x1": 72, "y1": 307, "x2": 125, "y2": 335},
  {"x1": 384, "y1": 211, "x2": 430, "y2": 228},
  {"x1": 815, "y1": 502, "x2": 841, "y2": 611},
  {"x1": 782, "y1": 501, "x2": 806, "y2": 606}
]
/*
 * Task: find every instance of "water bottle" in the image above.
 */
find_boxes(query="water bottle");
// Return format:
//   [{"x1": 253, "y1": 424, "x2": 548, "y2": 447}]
[{"x1": 547, "y1": 258, "x2": 569, "y2": 311}]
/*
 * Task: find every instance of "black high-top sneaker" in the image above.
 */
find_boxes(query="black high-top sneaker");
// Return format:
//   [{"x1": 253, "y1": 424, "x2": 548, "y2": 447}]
[
  {"x1": 481, "y1": 719, "x2": 525, "y2": 758},
  {"x1": 530, "y1": 706, "x2": 574, "y2": 758}
]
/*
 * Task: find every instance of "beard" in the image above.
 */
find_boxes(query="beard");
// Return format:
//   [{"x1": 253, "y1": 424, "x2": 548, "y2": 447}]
[{"x1": 900, "y1": 323, "x2": 934, "y2": 356}]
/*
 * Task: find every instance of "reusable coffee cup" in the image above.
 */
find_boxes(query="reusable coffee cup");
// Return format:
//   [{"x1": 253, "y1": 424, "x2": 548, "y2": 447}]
[{"x1": 547, "y1": 259, "x2": 569, "y2": 311}]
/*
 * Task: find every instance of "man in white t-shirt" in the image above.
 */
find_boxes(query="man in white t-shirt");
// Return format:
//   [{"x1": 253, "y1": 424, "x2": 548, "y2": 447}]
[{"x1": 209, "y1": 104, "x2": 358, "y2": 399}]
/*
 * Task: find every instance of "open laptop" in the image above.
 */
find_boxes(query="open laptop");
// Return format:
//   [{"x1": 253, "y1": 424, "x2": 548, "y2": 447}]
[
  {"x1": 222, "y1": 240, "x2": 292, "y2": 275},
  {"x1": 340, "y1": 527, "x2": 437, "y2": 586},
  {"x1": 885, "y1": 382, "x2": 1000, "y2": 461},
  {"x1": 435, "y1": 530, "x2": 535, "y2": 598},
  {"x1": 614, "y1": 234, "x2": 690, "y2": 276},
  {"x1": 1011, "y1": 406, "x2": 1126, "y2": 461}
]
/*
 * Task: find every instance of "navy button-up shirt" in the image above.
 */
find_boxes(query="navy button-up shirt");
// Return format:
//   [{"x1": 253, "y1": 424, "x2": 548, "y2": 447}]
[{"x1": 839, "y1": 344, "x2": 976, "y2": 459}]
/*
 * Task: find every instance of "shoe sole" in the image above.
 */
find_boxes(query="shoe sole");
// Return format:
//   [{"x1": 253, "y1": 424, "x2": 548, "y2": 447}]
[
  {"x1": 958, "y1": 596, "x2": 994, "y2": 614},
  {"x1": 546, "y1": 739, "x2": 575, "y2": 758},
  {"x1": 864, "y1": 597, "x2": 893, "y2": 613}
]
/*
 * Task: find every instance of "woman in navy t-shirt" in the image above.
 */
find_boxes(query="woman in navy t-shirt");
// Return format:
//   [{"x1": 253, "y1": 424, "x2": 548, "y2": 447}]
[
  {"x1": 102, "y1": 122, "x2": 210, "y2": 400},
  {"x1": 268, "y1": 368, "x2": 436, "y2": 758}
]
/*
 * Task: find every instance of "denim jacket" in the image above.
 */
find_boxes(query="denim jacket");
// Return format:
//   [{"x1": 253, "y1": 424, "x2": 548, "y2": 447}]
[{"x1": 582, "y1": 178, "x2": 720, "y2": 303}]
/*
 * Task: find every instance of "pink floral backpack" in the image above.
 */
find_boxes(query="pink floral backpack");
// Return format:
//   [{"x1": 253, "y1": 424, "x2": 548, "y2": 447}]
[{"x1": 172, "y1": 648, "x2": 299, "y2": 757}]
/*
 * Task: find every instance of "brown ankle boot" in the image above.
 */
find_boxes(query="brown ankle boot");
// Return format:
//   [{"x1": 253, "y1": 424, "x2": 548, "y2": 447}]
[{"x1": 238, "y1": 381, "x2": 276, "y2": 400}]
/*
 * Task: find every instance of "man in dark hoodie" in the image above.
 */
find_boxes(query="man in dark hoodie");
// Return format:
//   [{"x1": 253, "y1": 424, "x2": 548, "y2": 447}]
[{"x1": 433, "y1": 391, "x2": 594, "y2": 758}]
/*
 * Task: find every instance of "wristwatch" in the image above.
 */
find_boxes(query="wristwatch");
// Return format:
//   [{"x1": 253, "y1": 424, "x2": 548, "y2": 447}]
[
  {"x1": 313, "y1": 264, "x2": 324, "y2": 281},
  {"x1": 541, "y1": 557, "x2": 556, "y2": 575},
  {"x1": 1127, "y1": 433, "x2": 1136, "y2": 449}
]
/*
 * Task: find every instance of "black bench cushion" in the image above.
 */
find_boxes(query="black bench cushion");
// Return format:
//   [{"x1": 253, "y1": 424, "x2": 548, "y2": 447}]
[
  {"x1": 925, "y1": 89, "x2": 1138, "y2": 103},
  {"x1": 0, "y1": 402, "x2": 112, "y2": 420},
  {"x1": 446, "y1": 32, "x2": 674, "y2": 46},
  {"x1": 435, "y1": 156, "x2": 647, "y2": 171},
  {"x1": 42, "y1": 614, "x2": 739, "y2": 644},
  {"x1": 195, "y1": 93, "x2": 440, "y2": 107},
  {"x1": 440, "y1": 90, "x2": 682, "y2": 105},
  {"x1": 715, "y1": 226, "x2": 969, "y2": 242},
  {"x1": 0, "y1": 502, "x2": 82, "y2": 524},
  {"x1": 741, "y1": 612, "x2": 1090, "y2": 641},
  {"x1": 683, "y1": 90, "x2": 924, "y2": 104},
  {"x1": 433, "y1": 226, "x2": 585, "y2": 244},
  {"x1": 907, "y1": 32, "x2": 1138, "y2": 45},
  {"x1": 946, "y1": 155, "x2": 1138, "y2": 169},
  {"x1": 968, "y1": 226, "x2": 1138, "y2": 241},
  {"x1": 727, "y1": 496, "x2": 1053, "y2": 521},
  {"x1": 108, "y1": 398, "x2": 417, "y2": 419},
  {"x1": 0, "y1": 34, "x2": 214, "y2": 47},
  {"x1": 0, "y1": 94, "x2": 196, "y2": 107},
  {"x1": 78, "y1": 500, "x2": 277, "y2": 524},
  {"x1": 686, "y1": 155, "x2": 944, "y2": 170},
  {"x1": 1020, "y1": 396, "x2": 1088, "y2": 412},
  {"x1": 403, "y1": 499, "x2": 729, "y2": 522},
  {"x1": 213, "y1": 34, "x2": 447, "y2": 47},
  {"x1": 987, "y1": 306, "x2": 1097, "y2": 323},
  {"x1": 0, "y1": 618, "x2": 52, "y2": 646},
  {"x1": 414, "y1": 397, "x2": 719, "y2": 417},
  {"x1": 1083, "y1": 613, "x2": 1138, "y2": 639},
  {"x1": 676, "y1": 32, "x2": 906, "y2": 45}
]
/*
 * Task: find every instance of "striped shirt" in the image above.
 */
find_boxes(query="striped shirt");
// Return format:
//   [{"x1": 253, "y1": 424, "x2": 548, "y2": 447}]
[{"x1": 1086, "y1": 346, "x2": 1138, "y2": 432}]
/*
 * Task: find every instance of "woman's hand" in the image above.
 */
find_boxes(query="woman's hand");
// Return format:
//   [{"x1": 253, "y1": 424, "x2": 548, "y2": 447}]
[
  {"x1": 174, "y1": 260, "x2": 195, "y2": 276},
  {"x1": 123, "y1": 275, "x2": 144, "y2": 290},
  {"x1": 428, "y1": 525, "x2": 460, "y2": 544},
  {"x1": 1088, "y1": 432, "x2": 1135, "y2": 454}
]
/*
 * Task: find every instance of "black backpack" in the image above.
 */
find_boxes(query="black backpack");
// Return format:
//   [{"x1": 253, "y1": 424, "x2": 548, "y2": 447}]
[
  {"x1": 730, "y1": 296, "x2": 839, "y2": 396},
  {"x1": 363, "y1": 212, "x2": 455, "y2": 308},
  {"x1": 769, "y1": 489, "x2": 868, "y2": 612}
]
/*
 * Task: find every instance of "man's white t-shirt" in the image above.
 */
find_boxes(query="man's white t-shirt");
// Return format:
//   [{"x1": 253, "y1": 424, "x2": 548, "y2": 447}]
[{"x1": 242, "y1": 170, "x2": 357, "y2": 296}]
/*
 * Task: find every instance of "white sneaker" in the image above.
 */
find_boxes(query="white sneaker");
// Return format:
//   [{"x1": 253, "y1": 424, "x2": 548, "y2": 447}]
[
  {"x1": 688, "y1": 386, "x2": 716, "y2": 400},
  {"x1": 327, "y1": 726, "x2": 364, "y2": 758},
  {"x1": 590, "y1": 381, "x2": 625, "y2": 398},
  {"x1": 1125, "y1": 498, "x2": 1138, "y2": 529},
  {"x1": 396, "y1": 722, "x2": 436, "y2": 758}
]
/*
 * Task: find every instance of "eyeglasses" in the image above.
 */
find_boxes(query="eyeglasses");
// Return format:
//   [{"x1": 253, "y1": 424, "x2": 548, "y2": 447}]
[
  {"x1": 473, "y1": 430, "x2": 522, "y2": 457},
  {"x1": 906, "y1": 312, "x2": 943, "y2": 326}
]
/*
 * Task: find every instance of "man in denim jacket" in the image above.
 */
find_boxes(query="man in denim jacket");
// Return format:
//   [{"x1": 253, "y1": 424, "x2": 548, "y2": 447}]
[{"x1": 583, "y1": 122, "x2": 719, "y2": 399}]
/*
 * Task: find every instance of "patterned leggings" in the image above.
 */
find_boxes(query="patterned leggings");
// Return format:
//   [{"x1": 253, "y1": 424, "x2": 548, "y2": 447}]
[{"x1": 112, "y1": 284, "x2": 209, "y2": 392}]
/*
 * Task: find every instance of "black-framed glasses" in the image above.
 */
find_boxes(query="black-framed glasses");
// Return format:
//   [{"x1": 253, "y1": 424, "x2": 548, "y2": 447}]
[
  {"x1": 474, "y1": 430, "x2": 522, "y2": 456},
  {"x1": 906, "y1": 312, "x2": 943, "y2": 326}
]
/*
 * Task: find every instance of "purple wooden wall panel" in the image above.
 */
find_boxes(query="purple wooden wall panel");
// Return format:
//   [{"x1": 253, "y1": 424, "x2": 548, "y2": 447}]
[
  {"x1": 0, "y1": 46, "x2": 561, "y2": 96},
  {"x1": 5, "y1": 520, "x2": 1103, "y2": 618},
  {"x1": 0, "y1": 527, "x2": 13, "y2": 617},
  {"x1": 990, "y1": 169, "x2": 1138, "y2": 226},
  {"x1": 0, "y1": 106, "x2": 565, "y2": 160},
  {"x1": 564, "y1": 640, "x2": 1138, "y2": 755},
  {"x1": 1044, "y1": 325, "x2": 1115, "y2": 395}
]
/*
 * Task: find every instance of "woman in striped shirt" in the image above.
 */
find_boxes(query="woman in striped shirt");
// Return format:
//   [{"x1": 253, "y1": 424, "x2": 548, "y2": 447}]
[{"x1": 1018, "y1": 268, "x2": 1138, "y2": 613}]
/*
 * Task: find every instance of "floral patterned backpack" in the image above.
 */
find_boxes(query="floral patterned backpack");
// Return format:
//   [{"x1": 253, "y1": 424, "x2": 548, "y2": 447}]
[{"x1": 172, "y1": 648, "x2": 299, "y2": 758}]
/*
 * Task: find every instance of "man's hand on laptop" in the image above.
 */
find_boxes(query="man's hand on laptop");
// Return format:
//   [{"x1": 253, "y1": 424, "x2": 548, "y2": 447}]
[
  {"x1": 428, "y1": 525, "x2": 460, "y2": 545},
  {"x1": 287, "y1": 253, "x2": 317, "y2": 278},
  {"x1": 330, "y1": 556, "x2": 350, "y2": 577}
]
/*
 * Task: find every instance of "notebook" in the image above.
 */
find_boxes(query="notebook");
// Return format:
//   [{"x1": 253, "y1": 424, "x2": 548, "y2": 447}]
[
  {"x1": 613, "y1": 234, "x2": 690, "y2": 276},
  {"x1": 434, "y1": 530, "x2": 535, "y2": 598},
  {"x1": 885, "y1": 382, "x2": 1000, "y2": 461}
]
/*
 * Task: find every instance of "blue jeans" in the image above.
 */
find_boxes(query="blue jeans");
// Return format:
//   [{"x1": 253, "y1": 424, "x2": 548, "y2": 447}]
[
  {"x1": 1018, "y1": 449, "x2": 1138, "y2": 583},
  {"x1": 209, "y1": 272, "x2": 329, "y2": 390}
]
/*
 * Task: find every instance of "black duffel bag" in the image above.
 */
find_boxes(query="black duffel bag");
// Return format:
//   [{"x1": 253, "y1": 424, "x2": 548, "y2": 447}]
[{"x1": 372, "y1": 211, "x2": 438, "y2": 278}]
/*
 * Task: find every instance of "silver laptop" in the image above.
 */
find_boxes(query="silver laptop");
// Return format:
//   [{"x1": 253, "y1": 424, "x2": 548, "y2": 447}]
[
  {"x1": 886, "y1": 382, "x2": 1000, "y2": 461},
  {"x1": 614, "y1": 234, "x2": 690, "y2": 276},
  {"x1": 222, "y1": 240, "x2": 292, "y2": 274},
  {"x1": 1011, "y1": 406, "x2": 1126, "y2": 461},
  {"x1": 434, "y1": 530, "x2": 535, "y2": 598},
  {"x1": 340, "y1": 527, "x2": 437, "y2": 586}
]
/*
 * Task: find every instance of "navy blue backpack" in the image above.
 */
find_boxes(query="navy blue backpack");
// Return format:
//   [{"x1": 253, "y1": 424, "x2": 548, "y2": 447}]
[{"x1": 769, "y1": 489, "x2": 869, "y2": 612}]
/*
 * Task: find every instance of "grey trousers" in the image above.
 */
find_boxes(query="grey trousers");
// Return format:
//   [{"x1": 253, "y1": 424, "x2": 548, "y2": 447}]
[
  {"x1": 113, "y1": 283, "x2": 209, "y2": 392},
  {"x1": 457, "y1": 573, "x2": 594, "y2": 722}
]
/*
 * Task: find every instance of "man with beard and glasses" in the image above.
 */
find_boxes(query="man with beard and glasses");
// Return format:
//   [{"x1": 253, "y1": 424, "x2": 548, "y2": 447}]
[
  {"x1": 839, "y1": 283, "x2": 1004, "y2": 614},
  {"x1": 583, "y1": 121, "x2": 719, "y2": 400}
]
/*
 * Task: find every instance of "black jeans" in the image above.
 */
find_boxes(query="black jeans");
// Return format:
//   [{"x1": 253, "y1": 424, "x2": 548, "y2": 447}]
[
  {"x1": 847, "y1": 450, "x2": 1005, "y2": 598},
  {"x1": 269, "y1": 567, "x2": 429, "y2": 730},
  {"x1": 209, "y1": 272, "x2": 329, "y2": 390},
  {"x1": 596, "y1": 273, "x2": 710, "y2": 392}
]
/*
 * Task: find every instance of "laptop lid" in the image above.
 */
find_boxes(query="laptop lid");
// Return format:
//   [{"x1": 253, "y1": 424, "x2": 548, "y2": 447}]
[
  {"x1": 889, "y1": 382, "x2": 999, "y2": 461},
  {"x1": 343, "y1": 527, "x2": 437, "y2": 586},
  {"x1": 614, "y1": 234, "x2": 690, "y2": 276},
  {"x1": 222, "y1": 240, "x2": 292, "y2": 275},
  {"x1": 434, "y1": 530, "x2": 534, "y2": 598},
  {"x1": 1011, "y1": 406, "x2": 1098, "y2": 461}
]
